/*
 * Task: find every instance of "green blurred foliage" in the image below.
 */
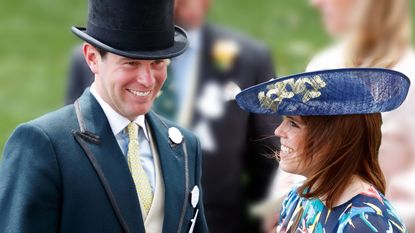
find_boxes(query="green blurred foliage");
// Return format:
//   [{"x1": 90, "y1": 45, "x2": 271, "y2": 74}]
[
  {"x1": 0, "y1": 0, "x2": 414, "y2": 153},
  {"x1": 208, "y1": 0, "x2": 331, "y2": 75}
]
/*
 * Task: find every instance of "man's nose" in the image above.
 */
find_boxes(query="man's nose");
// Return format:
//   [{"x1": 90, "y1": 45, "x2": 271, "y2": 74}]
[{"x1": 136, "y1": 64, "x2": 155, "y2": 87}]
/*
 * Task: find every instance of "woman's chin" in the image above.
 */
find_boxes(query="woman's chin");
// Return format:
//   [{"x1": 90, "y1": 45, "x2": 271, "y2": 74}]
[{"x1": 279, "y1": 161, "x2": 300, "y2": 175}]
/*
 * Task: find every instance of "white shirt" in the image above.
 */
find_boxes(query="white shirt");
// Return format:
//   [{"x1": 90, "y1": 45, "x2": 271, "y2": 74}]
[{"x1": 90, "y1": 83, "x2": 156, "y2": 192}]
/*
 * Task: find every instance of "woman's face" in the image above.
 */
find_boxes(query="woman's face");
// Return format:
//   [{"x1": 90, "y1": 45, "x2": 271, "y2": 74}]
[
  {"x1": 274, "y1": 116, "x2": 307, "y2": 175},
  {"x1": 311, "y1": 0, "x2": 363, "y2": 37}
]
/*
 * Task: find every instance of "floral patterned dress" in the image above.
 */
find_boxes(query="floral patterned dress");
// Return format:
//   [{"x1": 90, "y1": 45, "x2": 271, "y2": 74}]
[{"x1": 277, "y1": 186, "x2": 407, "y2": 233}]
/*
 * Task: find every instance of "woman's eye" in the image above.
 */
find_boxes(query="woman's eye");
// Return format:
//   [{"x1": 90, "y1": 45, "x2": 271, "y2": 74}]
[{"x1": 289, "y1": 121, "x2": 299, "y2": 128}]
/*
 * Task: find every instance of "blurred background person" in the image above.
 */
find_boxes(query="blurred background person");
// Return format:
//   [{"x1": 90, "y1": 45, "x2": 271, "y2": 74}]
[
  {"x1": 64, "y1": 0, "x2": 280, "y2": 232},
  {"x1": 263, "y1": 0, "x2": 415, "y2": 231},
  {"x1": 65, "y1": 46, "x2": 94, "y2": 105},
  {"x1": 166, "y1": 1, "x2": 279, "y2": 232},
  {"x1": 308, "y1": 1, "x2": 415, "y2": 230}
]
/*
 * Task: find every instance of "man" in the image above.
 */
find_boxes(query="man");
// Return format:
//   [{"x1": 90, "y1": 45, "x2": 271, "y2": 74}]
[
  {"x1": 0, "y1": 0, "x2": 208, "y2": 233},
  {"x1": 65, "y1": 1, "x2": 279, "y2": 232}
]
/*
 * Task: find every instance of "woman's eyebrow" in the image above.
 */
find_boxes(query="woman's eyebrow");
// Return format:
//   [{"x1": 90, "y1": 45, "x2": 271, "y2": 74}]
[
  {"x1": 286, "y1": 116, "x2": 296, "y2": 121},
  {"x1": 286, "y1": 116, "x2": 303, "y2": 125}
]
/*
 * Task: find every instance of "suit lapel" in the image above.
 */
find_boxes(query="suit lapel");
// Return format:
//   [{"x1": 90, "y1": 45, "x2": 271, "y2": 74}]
[
  {"x1": 146, "y1": 111, "x2": 189, "y2": 233},
  {"x1": 73, "y1": 90, "x2": 145, "y2": 233}
]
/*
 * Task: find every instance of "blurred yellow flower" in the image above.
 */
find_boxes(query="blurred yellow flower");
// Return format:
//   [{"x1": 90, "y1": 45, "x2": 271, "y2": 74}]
[{"x1": 212, "y1": 39, "x2": 240, "y2": 71}]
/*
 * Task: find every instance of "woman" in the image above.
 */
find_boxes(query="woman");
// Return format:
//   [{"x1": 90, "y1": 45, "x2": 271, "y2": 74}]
[
  {"x1": 308, "y1": 0, "x2": 413, "y2": 70},
  {"x1": 236, "y1": 68, "x2": 409, "y2": 232},
  {"x1": 306, "y1": 0, "x2": 415, "y2": 229}
]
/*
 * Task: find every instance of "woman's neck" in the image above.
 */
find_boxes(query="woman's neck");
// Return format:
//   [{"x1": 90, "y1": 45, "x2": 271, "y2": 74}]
[{"x1": 326, "y1": 175, "x2": 371, "y2": 207}]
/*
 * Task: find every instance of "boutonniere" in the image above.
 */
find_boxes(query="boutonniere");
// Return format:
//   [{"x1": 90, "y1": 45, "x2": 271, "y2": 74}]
[
  {"x1": 212, "y1": 39, "x2": 240, "y2": 72},
  {"x1": 224, "y1": 81, "x2": 242, "y2": 101}
]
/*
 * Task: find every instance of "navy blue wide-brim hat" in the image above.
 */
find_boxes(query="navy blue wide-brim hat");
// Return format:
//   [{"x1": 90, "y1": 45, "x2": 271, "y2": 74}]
[
  {"x1": 236, "y1": 68, "x2": 410, "y2": 116},
  {"x1": 72, "y1": 0, "x2": 188, "y2": 59}
]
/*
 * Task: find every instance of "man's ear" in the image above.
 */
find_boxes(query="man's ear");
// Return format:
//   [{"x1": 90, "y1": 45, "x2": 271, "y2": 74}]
[{"x1": 83, "y1": 43, "x2": 100, "y2": 74}]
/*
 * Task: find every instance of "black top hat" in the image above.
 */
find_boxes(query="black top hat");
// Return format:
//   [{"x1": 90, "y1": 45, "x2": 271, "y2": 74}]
[{"x1": 72, "y1": 0, "x2": 188, "y2": 59}]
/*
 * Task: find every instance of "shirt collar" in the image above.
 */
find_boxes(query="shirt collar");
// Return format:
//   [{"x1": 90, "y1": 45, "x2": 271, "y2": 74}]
[{"x1": 90, "y1": 83, "x2": 149, "y2": 140}]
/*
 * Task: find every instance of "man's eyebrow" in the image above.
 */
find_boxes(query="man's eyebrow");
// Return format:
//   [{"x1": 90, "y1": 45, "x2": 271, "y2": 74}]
[{"x1": 119, "y1": 57, "x2": 135, "y2": 61}]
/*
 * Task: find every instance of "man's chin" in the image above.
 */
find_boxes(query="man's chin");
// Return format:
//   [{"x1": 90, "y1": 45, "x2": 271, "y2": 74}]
[
  {"x1": 120, "y1": 101, "x2": 154, "y2": 119},
  {"x1": 130, "y1": 106, "x2": 152, "y2": 117}
]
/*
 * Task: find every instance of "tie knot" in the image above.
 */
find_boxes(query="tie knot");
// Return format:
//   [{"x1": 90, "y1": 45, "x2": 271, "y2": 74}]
[{"x1": 127, "y1": 122, "x2": 139, "y2": 141}]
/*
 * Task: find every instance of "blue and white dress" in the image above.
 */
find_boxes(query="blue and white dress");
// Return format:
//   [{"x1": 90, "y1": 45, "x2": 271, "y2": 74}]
[{"x1": 277, "y1": 186, "x2": 408, "y2": 233}]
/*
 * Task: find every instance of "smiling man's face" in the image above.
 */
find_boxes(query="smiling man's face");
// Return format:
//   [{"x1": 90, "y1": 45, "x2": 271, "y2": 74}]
[{"x1": 84, "y1": 43, "x2": 169, "y2": 120}]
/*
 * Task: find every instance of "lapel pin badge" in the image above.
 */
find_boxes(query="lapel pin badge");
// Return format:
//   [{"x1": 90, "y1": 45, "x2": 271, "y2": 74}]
[
  {"x1": 190, "y1": 185, "x2": 200, "y2": 208},
  {"x1": 168, "y1": 127, "x2": 183, "y2": 144}
]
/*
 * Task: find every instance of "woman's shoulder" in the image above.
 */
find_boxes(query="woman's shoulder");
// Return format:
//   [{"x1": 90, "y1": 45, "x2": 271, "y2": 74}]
[{"x1": 338, "y1": 186, "x2": 408, "y2": 232}]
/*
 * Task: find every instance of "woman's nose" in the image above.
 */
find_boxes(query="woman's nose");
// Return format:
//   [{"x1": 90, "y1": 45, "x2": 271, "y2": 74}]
[{"x1": 274, "y1": 124, "x2": 285, "y2": 138}]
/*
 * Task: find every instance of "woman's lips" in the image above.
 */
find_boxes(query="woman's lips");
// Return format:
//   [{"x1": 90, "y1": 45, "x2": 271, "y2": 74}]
[{"x1": 281, "y1": 144, "x2": 294, "y2": 154}]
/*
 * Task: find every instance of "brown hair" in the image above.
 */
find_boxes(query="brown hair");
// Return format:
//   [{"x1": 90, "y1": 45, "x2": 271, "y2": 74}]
[
  {"x1": 96, "y1": 46, "x2": 108, "y2": 59},
  {"x1": 345, "y1": 0, "x2": 411, "y2": 68},
  {"x1": 296, "y1": 113, "x2": 386, "y2": 208}
]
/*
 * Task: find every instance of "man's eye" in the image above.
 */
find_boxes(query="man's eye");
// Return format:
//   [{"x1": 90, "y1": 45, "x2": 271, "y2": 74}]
[
  {"x1": 153, "y1": 60, "x2": 165, "y2": 65},
  {"x1": 125, "y1": 61, "x2": 138, "y2": 66}
]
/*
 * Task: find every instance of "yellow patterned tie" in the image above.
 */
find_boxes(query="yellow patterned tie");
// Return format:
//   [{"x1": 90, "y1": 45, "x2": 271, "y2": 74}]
[{"x1": 127, "y1": 122, "x2": 153, "y2": 215}]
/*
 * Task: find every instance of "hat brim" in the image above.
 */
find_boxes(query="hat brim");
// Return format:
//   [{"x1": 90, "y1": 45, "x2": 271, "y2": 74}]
[
  {"x1": 71, "y1": 26, "x2": 188, "y2": 59},
  {"x1": 236, "y1": 68, "x2": 410, "y2": 116}
]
